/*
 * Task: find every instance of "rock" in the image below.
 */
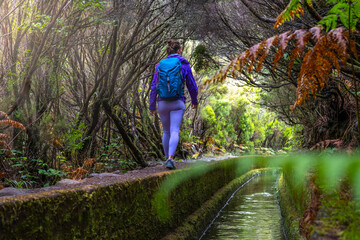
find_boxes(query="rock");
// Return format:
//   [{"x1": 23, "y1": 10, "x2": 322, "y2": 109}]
[
  {"x1": 55, "y1": 179, "x2": 81, "y2": 186},
  {"x1": 88, "y1": 173, "x2": 120, "y2": 178},
  {"x1": 0, "y1": 187, "x2": 27, "y2": 197},
  {"x1": 89, "y1": 173, "x2": 99, "y2": 178},
  {"x1": 96, "y1": 173, "x2": 120, "y2": 178},
  {"x1": 147, "y1": 162, "x2": 160, "y2": 167}
]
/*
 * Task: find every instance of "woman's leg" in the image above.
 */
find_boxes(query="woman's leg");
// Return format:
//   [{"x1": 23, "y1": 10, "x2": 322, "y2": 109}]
[
  {"x1": 168, "y1": 101, "x2": 185, "y2": 157},
  {"x1": 158, "y1": 100, "x2": 185, "y2": 159},
  {"x1": 158, "y1": 101, "x2": 171, "y2": 159}
]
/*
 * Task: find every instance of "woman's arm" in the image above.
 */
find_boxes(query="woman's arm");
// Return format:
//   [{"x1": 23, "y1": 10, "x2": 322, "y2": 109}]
[
  {"x1": 149, "y1": 66, "x2": 159, "y2": 111},
  {"x1": 185, "y1": 65, "x2": 198, "y2": 106}
]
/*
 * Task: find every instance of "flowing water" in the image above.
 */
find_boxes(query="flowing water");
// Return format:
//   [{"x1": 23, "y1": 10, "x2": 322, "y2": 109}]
[{"x1": 200, "y1": 173, "x2": 286, "y2": 240}]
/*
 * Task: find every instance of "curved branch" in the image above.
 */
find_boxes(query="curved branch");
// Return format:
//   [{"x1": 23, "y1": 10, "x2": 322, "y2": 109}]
[{"x1": 239, "y1": 0, "x2": 303, "y2": 28}]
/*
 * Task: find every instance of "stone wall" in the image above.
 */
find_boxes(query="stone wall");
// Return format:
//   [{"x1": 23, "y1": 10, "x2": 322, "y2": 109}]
[{"x1": 0, "y1": 157, "x2": 267, "y2": 240}]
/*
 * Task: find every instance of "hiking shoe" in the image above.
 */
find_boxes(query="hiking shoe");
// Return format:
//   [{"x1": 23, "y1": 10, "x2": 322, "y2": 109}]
[{"x1": 165, "y1": 159, "x2": 176, "y2": 170}]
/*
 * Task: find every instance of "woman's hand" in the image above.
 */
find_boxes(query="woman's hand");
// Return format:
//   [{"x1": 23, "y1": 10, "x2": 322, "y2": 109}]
[
  {"x1": 191, "y1": 104, "x2": 198, "y2": 109},
  {"x1": 149, "y1": 110, "x2": 157, "y2": 116}
]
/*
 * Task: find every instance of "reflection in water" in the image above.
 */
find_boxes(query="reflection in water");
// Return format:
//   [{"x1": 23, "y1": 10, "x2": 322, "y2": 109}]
[{"x1": 200, "y1": 173, "x2": 285, "y2": 240}]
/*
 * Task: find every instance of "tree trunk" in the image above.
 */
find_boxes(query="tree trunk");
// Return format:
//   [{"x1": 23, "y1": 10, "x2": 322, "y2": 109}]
[{"x1": 102, "y1": 101, "x2": 148, "y2": 167}]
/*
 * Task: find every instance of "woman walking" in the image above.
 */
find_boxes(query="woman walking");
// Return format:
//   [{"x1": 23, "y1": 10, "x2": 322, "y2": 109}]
[{"x1": 149, "y1": 40, "x2": 198, "y2": 169}]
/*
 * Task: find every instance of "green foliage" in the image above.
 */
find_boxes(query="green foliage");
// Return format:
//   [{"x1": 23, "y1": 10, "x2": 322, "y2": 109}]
[
  {"x1": 29, "y1": 14, "x2": 51, "y2": 33},
  {"x1": 38, "y1": 168, "x2": 66, "y2": 178},
  {"x1": 198, "y1": 83, "x2": 302, "y2": 152},
  {"x1": 64, "y1": 122, "x2": 89, "y2": 152},
  {"x1": 320, "y1": 198, "x2": 360, "y2": 239},
  {"x1": 275, "y1": 0, "x2": 359, "y2": 31},
  {"x1": 319, "y1": 0, "x2": 360, "y2": 31},
  {"x1": 192, "y1": 44, "x2": 217, "y2": 73},
  {"x1": 95, "y1": 137, "x2": 137, "y2": 172},
  {"x1": 75, "y1": 0, "x2": 107, "y2": 10},
  {"x1": 6, "y1": 179, "x2": 34, "y2": 189},
  {"x1": 200, "y1": 105, "x2": 223, "y2": 145},
  {"x1": 1, "y1": 150, "x2": 67, "y2": 188}
]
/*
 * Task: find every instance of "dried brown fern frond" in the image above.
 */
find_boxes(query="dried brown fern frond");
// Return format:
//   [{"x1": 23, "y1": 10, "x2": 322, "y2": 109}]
[
  {"x1": 71, "y1": 167, "x2": 88, "y2": 180},
  {"x1": 288, "y1": 29, "x2": 312, "y2": 77},
  {"x1": 51, "y1": 139, "x2": 63, "y2": 148},
  {"x1": 83, "y1": 158, "x2": 96, "y2": 168},
  {"x1": 0, "y1": 111, "x2": 9, "y2": 120},
  {"x1": 0, "y1": 111, "x2": 26, "y2": 156},
  {"x1": 257, "y1": 36, "x2": 278, "y2": 72},
  {"x1": 0, "y1": 134, "x2": 10, "y2": 141},
  {"x1": 0, "y1": 120, "x2": 26, "y2": 131},
  {"x1": 272, "y1": 31, "x2": 294, "y2": 71},
  {"x1": 294, "y1": 27, "x2": 352, "y2": 107},
  {"x1": 209, "y1": 27, "x2": 358, "y2": 109}
]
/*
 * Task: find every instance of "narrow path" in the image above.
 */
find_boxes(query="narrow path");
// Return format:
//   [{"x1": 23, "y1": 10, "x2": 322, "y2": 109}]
[{"x1": 200, "y1": 173, "x2": 285, "y2": 240}]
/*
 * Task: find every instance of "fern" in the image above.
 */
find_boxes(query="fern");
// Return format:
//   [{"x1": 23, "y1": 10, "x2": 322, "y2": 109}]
[
  {"x1": 0, "y1": 134, "x2": 10, "y2": 140},
  {"x1": 83, "y1": 158, "x2": 96, "y2": 168},
  {"x1": 0, "y1": 120, "x2": 26, "y2": 131},
  {"x1": 0, "y1": 111, "x2": 26, "y2": 156},
  {"x1": 275, "y1": 0, "x2": 313, "y2": 29},
  {"x1": 319, "y1": 0, "x2": 360, "y2": 31},
  {"x1": 71, "y1": 167, "x2": 88, "y2": 180},
  {"x1": 208, "y1": 27, "x2": 358, "y2": 108}
]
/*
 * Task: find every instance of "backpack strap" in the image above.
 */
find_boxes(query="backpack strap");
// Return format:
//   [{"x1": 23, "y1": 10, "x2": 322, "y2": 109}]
[{"x1": 156, "y1": 66, "x2": 160, "y2": 88}]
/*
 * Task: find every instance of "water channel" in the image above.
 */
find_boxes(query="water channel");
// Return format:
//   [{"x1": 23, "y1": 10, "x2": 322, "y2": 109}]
[{"x1": 200, "y1": 172, "x2": 286, "y2": 240}]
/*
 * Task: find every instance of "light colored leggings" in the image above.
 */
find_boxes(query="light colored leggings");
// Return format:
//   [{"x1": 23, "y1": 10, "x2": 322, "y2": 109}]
[{"x1": 158, "y1": 99, "x2": 185, "y2": 159}]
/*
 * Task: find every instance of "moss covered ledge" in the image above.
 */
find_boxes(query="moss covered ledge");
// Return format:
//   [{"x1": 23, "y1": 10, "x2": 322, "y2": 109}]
[
  {"x1": 0, "y1": 157, "x2": 268, "y2": 240},
  {"x1": 277, "y1": 173, "x2": 307, "y2": 240}
]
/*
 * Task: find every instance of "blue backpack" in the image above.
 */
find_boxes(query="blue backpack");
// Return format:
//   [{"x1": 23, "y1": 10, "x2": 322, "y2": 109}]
[{"x1": 156, "y1": 57, "x2": 184, "y2": 100}]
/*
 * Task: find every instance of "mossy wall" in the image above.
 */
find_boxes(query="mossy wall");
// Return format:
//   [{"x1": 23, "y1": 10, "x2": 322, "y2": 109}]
[
  {"x1": 277, "y1": 173, "x2": 309, "y2": 240},
  {"x1": 0, "y1": 157, "x2": 267, "y2": 240},
  {"x1": 277, "y1": 174, "x2": 304, "y2": 240},
  {"x1": 281, "y1": 165, "x2": 311, "y2": 214}
]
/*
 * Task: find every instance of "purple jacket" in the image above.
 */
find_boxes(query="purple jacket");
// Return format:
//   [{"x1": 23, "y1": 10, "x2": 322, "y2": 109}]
[{"x1": 149, "y1": 54, "x2": 198, "y2": 110}]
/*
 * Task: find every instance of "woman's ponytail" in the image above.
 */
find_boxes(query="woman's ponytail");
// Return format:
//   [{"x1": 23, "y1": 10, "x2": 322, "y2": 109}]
[{"x1": 166, "y1": 39, "x2": 181, "y2": 55}]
